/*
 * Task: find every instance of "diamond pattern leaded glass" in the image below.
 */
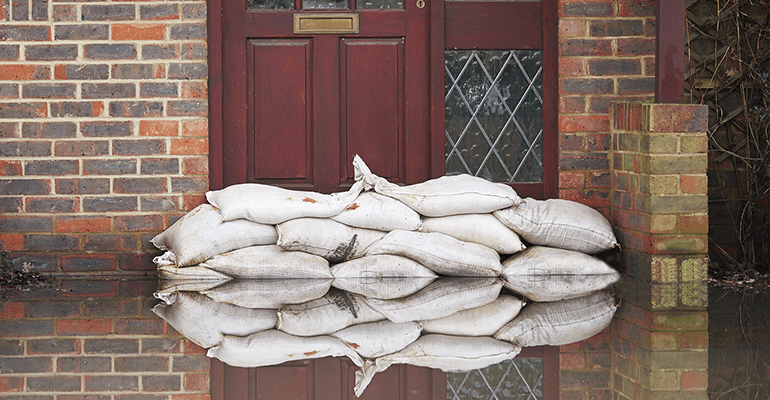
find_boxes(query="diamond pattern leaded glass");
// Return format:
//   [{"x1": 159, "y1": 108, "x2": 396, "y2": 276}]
[
  {"x1": 446, "y1": 358, "x2": 543, "y2": 400},
  {"x1": 445, "y1": 50, "x2": 543, "y2": 182},
  {"x1": 247, "y1": 0, "x2": 293, "y2": 9}
]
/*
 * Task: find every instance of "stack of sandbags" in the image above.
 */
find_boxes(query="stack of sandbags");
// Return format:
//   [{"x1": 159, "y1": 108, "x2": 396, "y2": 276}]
[{"x1": 150, "y1": 155, "x2": 621, "y2": 398}]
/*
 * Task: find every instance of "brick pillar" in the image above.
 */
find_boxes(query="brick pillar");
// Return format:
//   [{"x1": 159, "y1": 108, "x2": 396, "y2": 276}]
[{"x1": 610, "y1": 102, "x2": 709, "y2": 400}]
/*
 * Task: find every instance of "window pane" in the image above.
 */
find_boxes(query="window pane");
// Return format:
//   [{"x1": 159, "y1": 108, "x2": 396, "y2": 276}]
[
  {"x1": 358, "y1": 0, "x2": 404, "y2": 9},
  {"x1": 303, "y1": 0, "x2": 348, "y2": 9},
  {"x1": 445, "y1": 50, "x2": 543, "y2": 183},
  {"x1": 446, "y1": 358, "x2": 543, "y2": 399},
  {"x1": 248, "y1": 0, "x2": 293, "y2": 10}
]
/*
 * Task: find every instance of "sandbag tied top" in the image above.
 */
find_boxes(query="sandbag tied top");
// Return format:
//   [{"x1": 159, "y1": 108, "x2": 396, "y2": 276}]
[
  {"x1": 421, "y1": 213, "x2": 526, "y2": 254},
  {"x1": 353, "y1": 155, "x2": 521, "y2": 217},
  {"x1": 366, "y1": 230, "x2": 502, "y2": 277},
  {"x1": 152, "y1": 292, "x2": 278, "y2": 349},
  {"x1": 501, "y1": 246, "x2": 620, "y2": 302},
  {"x1": 151, "y1": 204, "x2": 279, "y2": 267},
  {"x1": 332, "y1": 192, "x2": 423, "y2": 232},
  {"x1": 200, "y1": 245, "x2": 333, "y2": 280},
  {"x1": 205, "y1": 180, "x2": 364, "y2": 225},
  {"x1": 494, "y1": 291, "x2": 618, "y2": 347},
  {"x1": 494, "y1": 198, "x2": 618, "y2": 254}
]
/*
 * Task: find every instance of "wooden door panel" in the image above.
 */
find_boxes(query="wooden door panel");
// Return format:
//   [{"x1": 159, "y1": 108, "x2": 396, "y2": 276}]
[
  {"x1": 255, "y1": 363, "x2": 313, "y2": 399},
  {"x1": 341, "y1": 38, "x2": 404, "y2": 183},
  {"x1": 248, "y1": 39, "x2": 313, "y2": 184}
]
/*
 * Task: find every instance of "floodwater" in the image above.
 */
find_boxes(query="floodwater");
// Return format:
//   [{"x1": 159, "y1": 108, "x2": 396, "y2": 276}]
[{"x1": 1, "y1": 273, "x2": 767, "y2": 399}]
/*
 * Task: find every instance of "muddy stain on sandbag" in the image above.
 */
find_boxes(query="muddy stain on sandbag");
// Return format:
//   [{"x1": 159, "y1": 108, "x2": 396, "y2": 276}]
[
  {"x1": 303, "y1": 351, "x2": 319, "y2": 356},
  {"x1": 329, "y1": 234, "x2": 359, "y2": 263},
  {"x1": 346, "y1": 203, "x2": 359, "y2": 210},
  {"x1": 331, "y1": 290, "x2": 360, "y2": 318},
  {"x1": 302, "y1": 197, "x2": 318, "y2": 203}
]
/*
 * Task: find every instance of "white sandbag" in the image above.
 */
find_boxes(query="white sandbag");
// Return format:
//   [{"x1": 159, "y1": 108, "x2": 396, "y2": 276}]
[
  {"x1": 152, "y1": 292, "x2": 277, "y2": 348},
  {"x1": 494, "y1": 291, "x2": 618, "y2": 347},
  {"x1": 332, "y1": 277, "x2": 437, "y2": 300},
  {"x1": 208, "y1": 330, "x2": 363, "y2": 368},
  {"x1": 201, "y1": 278, "x2": 331, "y2": 309},
  {"x1": 421, "y1": 214, "x2": 526, "y2": 254},
  {"x1": 331, "y1": 255, "x2": 438, "y2": 299},
  {"x1": 205, "y1": 181, "x2": 363, "y2": 225},
  {"x1": 155, "y1": 266, "x2": 232, "y2": 296},
  {"x1": 153, "y1": 251, "x2": 176, "y2": 267},
  {"x1": 278, "y1": 218, "x2": 386, "y2": 263},
  {"x1": 364, "y1": 277, "x2": 503, "y2": 323},
  {"x1": 501, "y1": 246, "x2": 620, "y2": 302},
  {"x1": 277, "y1": 289, "x2": 385, "y2": 337},
  {"x1": 330, "y1": 320, "x2": 422, "y2": 359},
  {"x1": 420, "y1": 295, "x2": 523, "y2": 336},
  {"x1": 354, "y1": 334, "x2": 520, "y2": 397},
  {"x1": 201, "y1": 245, "x2": 332, "y2": 279},
  {"x1": 494, "y1": 198, "x2": 618, "y2": 254},
  {"x1": 354, "y1": 155, "x2": 520, "y2": 216},
  {"x1": 366, "y1": 230, "x2": 501, "y2": 277},
  {"x1": 332, "y1": 192, "x2": 423, "y2": 231},
  {"x1": 150, "y1": 204, "x2": 278, "y2": 267}
]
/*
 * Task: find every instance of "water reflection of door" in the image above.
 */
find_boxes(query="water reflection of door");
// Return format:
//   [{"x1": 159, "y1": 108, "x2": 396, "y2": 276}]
[{"x1": 209, "y1": 0, "x2": 558, "y2": 397}]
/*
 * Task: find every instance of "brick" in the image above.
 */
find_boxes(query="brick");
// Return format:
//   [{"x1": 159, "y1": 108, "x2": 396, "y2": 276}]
[
  {"x1": 82, "y1": 82, "x2": 136, "y2": 99},
  {"x1": 0, "y1": 215, "x2": 53, "y2": 232},
  {"x1": 0, "y1": 303, "x2": 23, "y2": 319},
  {"x1": 589, "y1": 20, "x2": 644, "y2": 37},
  {"x1": 12, "y1": 0, "x2": 31, "y2": 20},
  {"x1": 55, "y1": 24, "x2": 109, "y2": 40},
  {"x1": 182, "y1": 194, "x2": 207, "y2": 211},
  {"x1": 649, "y1": 235, "x2": 708, "y2": 254},
  {"x1": 650, "y1": 350, "x2": 708, "y2": 370},
  {"x1": 0, "y1": 45, "x2": 20, "y2": 60},
  {"x1": 83, "y1": 233, "x2": 138, "y2": 251},
  {"x1": 0, "y1": 320, "x2": 54, "y2": 336},
  {"x1": 560, "y1": 171, "x2": 585, "y2": 188},
  {"x1": 589, "y1": 171, "x2": 610, "y2": 187},
  {"x1": 25, "y1": 45, "x2": 78, "y2": 61},
  {"x1": 53, "y1": 4, "x2": 76, "y2": 21},
  {"x1": 616, "y1": 38, "x2": 655, "y2": 56},
  {"x1": 22, "y1": 122, "x2": 76, "y2": 138},
  {"x1": 168, "y1": 100, "x2": 207, "y2": 116},
  {"x1": 619, "y1": 0, "x2": 655, "y2": 16},
  {"x1": 559, "y1": 19, "x2": 586, "y2": 37},
  {"x1": 558, "y1": 58, "x2": 585, "y2": 77},
  {"x1": 646, "y1": 154, "x2": 707, "y2": 174},
  {"x1": 646, "y1": 104, "x2": 709, "y2": 133},
  {"x1": 0, "y1": 25, "x2": 50, "y2": 41},
  {"x1": 85, "y1": 375, "x2": 139, "y2": 392},
  {"x1": 183, "y1": 339, "x2": 207, "y2": 354},
  {"x1": 142, "y1": 338, "x2": 180, "y2": 354},
  {"x1": 140, "y1": 375, "x2": 180, "y2": 392},
  {"x1": 57, "y1": 356, "x2": 111, "y2": 373},
  {"x1": 56, "y1": 178, "x2": 110, "y2": 194},
  {"x1": 172, "y1": 355, "x2": 209, "y2": 372},
  {"x1": 183, "y1": 373, "x2": 208, "y2": 391},
  {"x1": 559, "y1": 96, "x2": 586, "y2": 113},
  {"x1": 83, "y1": 196, "x2": 138, "y2": 212},
  {"x1": 25, "y1": 160, "x2": 79, "y2": 176},
  {"x1": 680, "y1": 174, "x2": 707, "y2": 194},
  {"x1": 79, "y1": 122, "x2": 133, "y2": 139},
  {"x1": 680, "y1": 331, "x2": 708, "y2": 350},
  {"x1": 0, "y1": 102, "x2": 48, "y2": 118},
  {"x1": 26, "y1": 197, "x2": 78, "y2": 213},
  {"x1": 559, "y1": 39, "x2": 613, "y2": 56},
  {"x1": 181, "y1": 82, "x2": 207, "y2": 100},
  {"x1": 84, "y1": 338, "x2": 139, "y2": 354},
  {"x1": 110, "y1": 101, "x2": 164, "y2": 117},
  {"x1": 114, "y1": 177, "x2": 167, "y2": 194},
  {"x1": 141, "y1": 158, "x2": 179, "y2": 174},
  {"x1": 559, "y1": 153, "x2": 610, "y2": 171},
  {"x1": 681, "y1": 214, "x2": 708, "y2": 234},
  {"x1": 560, "y1": 370, "x2": 609, "y2": 389},
  {"x1": 181, "y1": 3, "x2": 206, "y2": 19},
  {"x1": 62, "y1": 255, "x2": 116, "y2": 272},
  {"x1": 0, "y1": 84, "x2": 19, "y2": 98},
  {"x1": 559, "y1": 115, "x2": 609, "y2": 133},
  {"x1": 55, "y1": 64, "x2": 109, "y2": 80},
  {"x1": 0, "y1": 160, "x2": 22, "y2": 176},
  {"x1": 27, "y1": 234, "x2": 79, "y2": 251},
  {"x1": 559, "y1": 134, "x2": 584, "y2": 151},
  {"x1": 142, "y1": 196, "x2": 180, "y2": 212},
  {"x1": 31, "y1": 0, "x2": 47, "y2": 20},
  {"x1": 82, "y1": 159, "x2": 136, "y2": 175},
  {"x1": 55, "y1": 141, "x2": 110, "y2": 157},
  {"x1": 650, "y1": 331, "x2": 678, "y2": 350},
  {"x1": 115, "y1": 319, "x2": 165, "y2": 336},
  {"x1": 0, "y1": 64, "x2": 50, "y2": 80},
  {"x1": 0, "y1": 122, "x2": 18, "y2": 138},
  {"x1": 142, "y1": 44, "x2": 179, "y2": 60},
  {"x1": 560, "y1": 352, "x2": 585, "y2": 370},
  {"x1": 27, "y1": 376, "x2": 81, "y2": 392},
  {"x1": 182, "y1": 157, "x2": 207, "y2": 175},
  {"x1": 181, "y1": 43, "x2": 207, "y2": 60},
  {"x1": 61, "y1": 279, "x2": 118, "y2": 298},
  {"x1": 117, "y1": 252, "x2": 157, "y2": 271},
  {"x1": 84, "y1": 44, "x2": 137, "y2": 60},
  {"x1": 8, "y1": 253, "x2": 58, "y2": 273},
  {"x1": 649, "y1": 370, "x2": 678, "y2": 390},
  {"x1": 560, "y1": 78, "x2": 614, "y2": 95},
  {"x1": 82, "y1": 299, "x2": 139, "y2": 318},
  {"x1": 0, "y1": 376, "x2": 23, "y2": 392},
  {"x1": 182, "y1": 120, "x2": 207, "y2": 137},
  {"x1": 141, "y1": 4, "x2": 179, "y2": 20},
  {"x1": 82, "y1": 4, "x2": 135, "y2": 21},
  {"x1": 170, "y1": 23, "x2": 206, "y2": 40},
  {"x1": 171, "y1": 177, "x2": 207, "y2": 193},
  {"x1": 113, "y1": 23, "x2": 166, "y2": 41},
  {"x1": 59, "y1": 396, "x2": 112, "y2": 400},
  {"x1": 116, "y1": 356, "x2": 169, "y2": 372},
  {"x1": 51, "y1": 101, "x2": 105, "y2": 118},
  {"x1": 112, "y1": 63, "x2": 162, "y2": 79},
  {"x1": 562, "y1": 2, "x2": 613, "y2": 16},
  {"x1": 114, "y1": 215, "x2": 165, "y2": 231},
  {"x1": 617, "y1": 77, "x2": 654, "y2": 94},
  {"x1": 114, "y1": 139, "x2": 166, "y2": 155},
  {"x1": 22, "y1": 83, "x2": 76, "y2": 99},
  {"x1": 28, "y1": 338, "x2": 80, "y2": 354},
  {"x1": 681, "y1": 135, "x2": 708, "y2": 153},
  {"x1": 25, "y1": 302, "x2": 77, "y2": 319},
  {"x1": 588, "y1": 59, "x2": 641, "y2": 76},
  {"x1": 169, "y1": 63, "x2": 207, "y2": 80},
  {"x1": 170, "y1": 138, "x2": 208, "y2": 155},
  {"x1": 0, "y1": 356, "x2": 52, "y2": 373},
  {"x1": 57, "y1": 318, "x2": 112, "y2": 336},
  {"x1": 141, "y1": 82, "x2": 179, "y2": 98},
  {"x1": 680, "y1": 370, "x2": 707, "y2": 390}
]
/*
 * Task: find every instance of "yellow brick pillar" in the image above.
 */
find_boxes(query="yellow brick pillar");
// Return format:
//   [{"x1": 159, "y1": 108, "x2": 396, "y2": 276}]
[{"x1": 609, "y1": 103, "x2": 709, "y2": 400}]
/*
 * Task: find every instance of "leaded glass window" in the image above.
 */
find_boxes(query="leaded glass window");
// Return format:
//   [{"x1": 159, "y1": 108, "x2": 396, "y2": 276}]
[
  {"x1": 445, "y1": 50, "x2": 543, "y2": 183},
  {"x1": 447, "y1": 358, "x2": 543, "y2": 400}
]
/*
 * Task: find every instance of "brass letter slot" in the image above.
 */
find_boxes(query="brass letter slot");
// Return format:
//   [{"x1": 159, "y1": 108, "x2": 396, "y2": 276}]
[{"x1": 293, "y1": 13, "x2": 359, "y2": 34}]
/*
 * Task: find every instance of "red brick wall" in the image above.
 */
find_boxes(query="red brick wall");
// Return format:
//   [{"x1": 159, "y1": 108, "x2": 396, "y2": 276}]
[
  {"x1": 557, "y1": 0, "x2": 657, "y2": 398},
  {"x1": 0, "y1": 0, "x2": 209, "y2": 274}
]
